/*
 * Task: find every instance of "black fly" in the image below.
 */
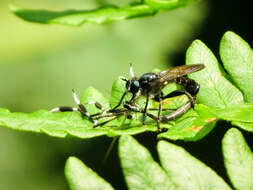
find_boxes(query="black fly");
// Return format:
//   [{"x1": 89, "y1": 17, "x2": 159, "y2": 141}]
[{"x1": 110, "y1": 64, "x2": 205, "y2": 131}]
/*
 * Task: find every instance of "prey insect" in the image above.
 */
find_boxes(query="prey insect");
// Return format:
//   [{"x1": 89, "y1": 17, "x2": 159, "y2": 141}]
[
  {"x1": 50, "y1": 89, "x2": 193, "y2": 129},
  {"x1": 110, "y1": 64, "x2": 205, "y2": 131}
]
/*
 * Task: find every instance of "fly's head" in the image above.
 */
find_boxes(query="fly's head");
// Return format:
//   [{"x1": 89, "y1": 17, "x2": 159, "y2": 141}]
[
  {"x1": 125, "y1": 78, "x2": 140, "y2": 95},
  {"x1": 120, "y1": 64, "x2": 140, "y2": 97}
]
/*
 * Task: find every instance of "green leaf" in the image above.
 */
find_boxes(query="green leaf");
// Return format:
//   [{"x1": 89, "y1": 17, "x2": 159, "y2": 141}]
[
  {"x1": 0, "y1": 79, "x2": 217, "y2": 140},
  {"x1": 222, "y1": 128, "x2": 253, "y2": 190},
  {"x1": 9, "y1": 4, "x2": 155, "y2": 26},
  {"x1": 158, "y1": 141, "x2": 232, "y2": 190},
  {"x1": 232, "y1": 121, "x2": 253, "y2": 132},
  {"x1": 65, "y1": 134, "x2": 246, "y2": 190},
  {"x1": 119, "y1": 135, "x2": 176, "y2": 190},
  {"x1": 0, "y1": 108, "x2": 109, "y2": 138},
  {"x1": 65, "y1": 157, "x2": 114, "y2": 190},
  {"x1": 186, "y1": 40, "x2": 244, "y2": 108},
  {"x1": 220, "y1": 31, "x2": 253, "y2": 103},
  {"x1": 210, "y1": 104, "x2": 253, "y2": 123},
  {"x1": 0, "y1": 88, "x2": 109, "y2": 139},
  {"x1": 158, "y1": 104, "x2": 216, "y2": 141},
  {"x1": 9, "y1": 0, "x2": 198, "y2": 26},
  {"x1": 207, "y1": 103, "x2": 253, "y2": 132},
  {"x1": 144, "y1": 0, "x2": 197, "y2": 10},
  {"x1": 0, "y1": 105, "x2": 166, "y2": 139}
]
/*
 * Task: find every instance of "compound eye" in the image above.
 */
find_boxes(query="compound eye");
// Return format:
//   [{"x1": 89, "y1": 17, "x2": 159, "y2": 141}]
[{"x1": 130, "y1": 80, "x2": 140, "y2": 93}]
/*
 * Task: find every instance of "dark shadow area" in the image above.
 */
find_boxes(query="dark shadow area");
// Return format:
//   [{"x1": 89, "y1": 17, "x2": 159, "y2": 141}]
[{"x1": 170, "y1": 0, "x2": 252, "y2": 67}]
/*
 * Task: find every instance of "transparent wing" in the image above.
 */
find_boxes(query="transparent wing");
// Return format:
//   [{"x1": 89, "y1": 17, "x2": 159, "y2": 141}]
[{"x1": 158, "y1": 64, "x2": 205, "y2": 82}]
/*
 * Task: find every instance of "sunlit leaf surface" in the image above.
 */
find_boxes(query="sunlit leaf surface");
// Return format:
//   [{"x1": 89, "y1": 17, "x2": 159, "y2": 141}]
[
  {"x1": 222, "y1": 128, "x2": 253, "y2": 190},
  {"x1": 65, "y1": 157, "x2": 114, "y2": 190},
  {"x1": 158, "y1": 141, "x2": 232, "y2": 190},
  {"x1": 186, "y1": 40, "x2": 244, "y2": 108},
  {"x1": 119, "y1": 135, "x2": 176, "y2": 190},
  {"x1": 220, "y1": 31, "x2": 253, "y2": 102}
]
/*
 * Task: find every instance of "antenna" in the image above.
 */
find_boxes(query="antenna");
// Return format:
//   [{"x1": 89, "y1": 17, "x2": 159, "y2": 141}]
[{"x1": 129, "y1": 63, "x2": 135, "y2": 78}]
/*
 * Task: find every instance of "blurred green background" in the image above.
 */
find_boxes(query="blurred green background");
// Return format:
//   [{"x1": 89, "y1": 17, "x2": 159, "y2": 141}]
[{"x1": 0, "y1": 0, "x2": 252, "y2": 189}]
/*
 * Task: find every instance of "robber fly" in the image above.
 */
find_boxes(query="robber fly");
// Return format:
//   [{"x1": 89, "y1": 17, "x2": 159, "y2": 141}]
[
  {"x1": 110, "y1": 64, "x2": 205, "y2": 131},
  {"x1": 50, "y1": 64, "x2": 204, "y2": 131}
]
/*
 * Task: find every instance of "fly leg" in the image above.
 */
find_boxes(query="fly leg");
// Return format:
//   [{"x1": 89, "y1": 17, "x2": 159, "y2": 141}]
[
  {"x1": 144, "y1": 101, "x2": 192, "y2": 123},
  {"x1": 72, "y1": 89, "x2": 124, "y2": 127},
  {"x1": 71, "y1": 89, "x2": 95, "y2": 123},
  {"x1": 161, "y1": 89, "x2": 195, "y2": 108},
  {"x1": 149, "y1": 89, "x2": 196, "y2": 127},
  {"x1": 93, "y1": 114, "x2": 122, "y2": 128},
  {"x1": 142, "y1": 94, "x2": 150, "y2": 125},
  {"x1": 50, "y1": 89, "x2": 104, "y2": 125},
  {"x1": 50, "y1": 106, "x2": 78, "y2": 113},
  {"x1": 158, "y1": 86, "x2": 197, "y2": 121},
  {"x1": 155, "y1": 94, "x2": 162, "y2": 132},
  {"x1": 92, "y1": 108, "x2": 131, "y2": 127},
  {"x1": 124, "y1": 100, "x2": 161, "y2": 131},
  {"x1": 109, "y1": 91, "x2": 128, "y2": 111},
  {"x1": 50, "y1": 89, "x2": 93, "y2": 122}
]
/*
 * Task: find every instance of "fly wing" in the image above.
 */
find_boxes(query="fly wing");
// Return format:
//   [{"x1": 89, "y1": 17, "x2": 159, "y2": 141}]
[{"x1": 158, "y1": 64, "x2": 205, "y2": 83}]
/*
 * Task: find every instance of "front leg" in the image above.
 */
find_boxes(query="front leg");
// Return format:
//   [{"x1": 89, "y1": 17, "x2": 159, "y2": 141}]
[
  {"x1": 109, "y1": 91, "x2": 128, "y2": 111},
  {"x1": 142, "y1": 94, "x2": 150, "y2": 125},
  {"x1": 156, "y1": 94, "x2": 162, "y2": 132}
]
